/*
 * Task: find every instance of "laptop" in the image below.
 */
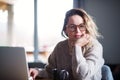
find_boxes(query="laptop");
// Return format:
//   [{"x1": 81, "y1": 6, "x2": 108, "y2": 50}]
[{"x1": 0, "y1": 46, "x2": 32, "y2": 80}]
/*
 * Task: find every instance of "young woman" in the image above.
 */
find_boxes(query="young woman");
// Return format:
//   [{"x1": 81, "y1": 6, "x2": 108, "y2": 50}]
[{"x1": 30, "y1": 8, "x2": 104, "y2": 80}]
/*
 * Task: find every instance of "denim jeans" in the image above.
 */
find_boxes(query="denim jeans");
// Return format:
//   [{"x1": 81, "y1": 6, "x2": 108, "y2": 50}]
[{"x1": 101, "y1": 65, "x2": 114, "y2": 80}]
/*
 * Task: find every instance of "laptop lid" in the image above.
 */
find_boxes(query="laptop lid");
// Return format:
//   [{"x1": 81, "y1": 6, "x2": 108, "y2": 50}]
[{"x1": 0, "y1": 46, "x2": 31, "y2": 80}]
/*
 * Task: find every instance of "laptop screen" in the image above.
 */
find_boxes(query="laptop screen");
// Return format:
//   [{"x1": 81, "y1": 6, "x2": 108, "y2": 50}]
[{"x1": 0, "y1": 47, "x2": 30, "y2": 80}]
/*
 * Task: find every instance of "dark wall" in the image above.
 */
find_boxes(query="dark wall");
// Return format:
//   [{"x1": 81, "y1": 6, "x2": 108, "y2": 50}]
[{"x1": 74, "y1": 0, "x2": 120, "y2": 64}]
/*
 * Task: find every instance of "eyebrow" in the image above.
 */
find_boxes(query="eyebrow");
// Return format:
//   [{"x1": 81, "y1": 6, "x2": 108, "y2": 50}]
[{"x1": 69, "y1": 23, "x2": 84, "y2": 25}]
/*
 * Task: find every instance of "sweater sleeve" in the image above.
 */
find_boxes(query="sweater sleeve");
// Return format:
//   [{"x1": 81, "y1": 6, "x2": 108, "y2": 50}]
[
  {"x1": 36, "y1": 53, "x2": 55, "y2": 78},
  {"x1": 72, "y1": 40, "x2": 104, "y2": 79},
  {"x1": 37, "y1": 43, "x2": 58, "y2": 79}
]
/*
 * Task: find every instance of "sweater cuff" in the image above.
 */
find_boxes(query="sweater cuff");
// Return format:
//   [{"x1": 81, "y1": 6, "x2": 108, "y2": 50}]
[
  {"x1": 74, "y1": 45, "x2": 85, "y2": 64},
  {"x1": 35, "y1": 68, "x2": 48, "y2": 78}
]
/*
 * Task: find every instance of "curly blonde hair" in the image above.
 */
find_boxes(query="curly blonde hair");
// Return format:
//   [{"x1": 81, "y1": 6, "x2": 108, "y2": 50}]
[
  {"x1": 61, "y1": 8, "x2": 102, "y2": 39},
  {"x1": 61, "y1": 8, "x2": 102, "y2": 54}
]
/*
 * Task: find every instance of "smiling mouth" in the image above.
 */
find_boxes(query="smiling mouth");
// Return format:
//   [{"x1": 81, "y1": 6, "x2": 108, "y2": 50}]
[{"x1": 75, "y1": 35, "x2": 81, "y2": 38}]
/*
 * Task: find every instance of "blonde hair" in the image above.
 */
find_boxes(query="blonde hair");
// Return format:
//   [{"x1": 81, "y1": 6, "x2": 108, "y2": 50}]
[
  {"x1": 61, "y1": 8, "x2": 103, "y2": 54},
  {"x1": 82, "y1": 9, "x2": 102, "y2": 39},
  {"x1": 61, "y1": 8, "x2": 102, "y2": 39}
]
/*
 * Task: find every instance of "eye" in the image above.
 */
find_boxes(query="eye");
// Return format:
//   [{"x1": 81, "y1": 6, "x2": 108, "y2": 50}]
[
  {"x1": 79, "y1": 24, "x2": 85, "y2": 27},
  {"x1": 69, "y1": 25, "x2": 76, "y2": 28}
]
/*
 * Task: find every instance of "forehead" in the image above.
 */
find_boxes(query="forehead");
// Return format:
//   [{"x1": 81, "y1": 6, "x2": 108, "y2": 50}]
[{"x1": 67, "y1": 15, "x2": 84, "y2": 25}]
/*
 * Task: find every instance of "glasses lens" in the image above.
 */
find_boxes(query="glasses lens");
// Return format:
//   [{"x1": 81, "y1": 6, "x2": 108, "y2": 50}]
[
  {"x1": 78, "y1": 24, "x2": 86, "y2": 31},
  {"x1": 67, "y1": 24, "x2": 86, "y2": 31},
  {"x1": 68, "y1": 25, "x2": 75, "y2": 31}
]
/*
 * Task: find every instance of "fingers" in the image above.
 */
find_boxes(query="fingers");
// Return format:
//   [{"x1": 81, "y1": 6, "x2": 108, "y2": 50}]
[
  {"x1": 29, "y1": 68, "x2": 39, "y2": 80},
  {"x1": 75, "y1": 34, "x2": 90, "y2": 47}
]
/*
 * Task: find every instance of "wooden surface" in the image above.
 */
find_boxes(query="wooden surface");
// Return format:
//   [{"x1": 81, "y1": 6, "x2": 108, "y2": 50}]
[{"x1": 35, "y1": 79, "x2": 52, "y2": 80}]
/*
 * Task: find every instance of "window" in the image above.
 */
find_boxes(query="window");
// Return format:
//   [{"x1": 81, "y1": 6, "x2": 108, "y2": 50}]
[
  {"x1": 0, "y1": 10, "x2": 8, "y2": 45},
  {"x1": 37, "y1": 0, "x2": 73, "y2": 53},
  {"x1": 0, "y1": 0, "x2": 73, "y2": 63}
]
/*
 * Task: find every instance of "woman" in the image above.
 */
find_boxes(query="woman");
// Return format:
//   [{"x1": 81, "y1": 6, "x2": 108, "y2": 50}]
[{"x1": 30, "y1": 8, "x2": 104, "y2": 80}]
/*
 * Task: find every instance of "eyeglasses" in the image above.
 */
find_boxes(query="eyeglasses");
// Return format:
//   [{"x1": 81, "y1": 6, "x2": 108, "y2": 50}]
[{"x1": 66, "y1": 24, "x2": 86, "y2": 32}]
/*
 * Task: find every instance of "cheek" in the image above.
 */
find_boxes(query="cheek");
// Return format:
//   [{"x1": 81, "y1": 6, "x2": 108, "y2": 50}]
[
  {"x1": 67, "y1": 32, "x2": 73, "y2": 37},
  {"x1": 65, "y1": 29, "x2": 73, "y2": 37},
  {"x1": 67, "y1": 32, "x2": 75, "y2": 39},
  {"x1": 82, "y1": 31, "x2": 86, "y2": 34}
]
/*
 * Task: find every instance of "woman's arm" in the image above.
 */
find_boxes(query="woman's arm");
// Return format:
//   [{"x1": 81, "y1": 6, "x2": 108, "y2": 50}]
[{"x1": 72, "y1": 40, "x2": 104, "y2": 79}]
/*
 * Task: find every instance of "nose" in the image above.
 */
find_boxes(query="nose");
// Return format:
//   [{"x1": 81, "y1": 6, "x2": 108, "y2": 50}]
[{"x1": 76, "y1": 27, "x2": 81, "y2": 33}]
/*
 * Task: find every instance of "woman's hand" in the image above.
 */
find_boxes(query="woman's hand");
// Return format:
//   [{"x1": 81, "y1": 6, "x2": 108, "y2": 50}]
[
  {"x1": 29, "y1": 68, "x2": 39, "y2": 80},
  {"x1": 75, "y1": 34, "x2": 90, "y2": 47}
]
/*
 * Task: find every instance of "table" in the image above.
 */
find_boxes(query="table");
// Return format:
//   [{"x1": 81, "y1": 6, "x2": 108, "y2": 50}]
[{"x1": 36, "y1": 79, "x2": 52, "y2": 80}]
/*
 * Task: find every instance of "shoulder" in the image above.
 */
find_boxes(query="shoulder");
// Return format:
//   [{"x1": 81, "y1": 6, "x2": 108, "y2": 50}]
[
  {"x1": 86, "y1": 38, "x2": 103, "y2": 52},
  {"x1": 52, "y1": 39, "x2": 68, "y2": 52},
  {"x1": 51, "y1": 39, "x2": 69, "y2": 57},
  {"x1": 84, "y1": 38, "x2": 104, "y2": 60},
  {"x1": 91, "y1": 39, "x2": 103, "y2": 49},
  {"x1": 56, "y1": 39, "x2": 68, "y2": 48}
]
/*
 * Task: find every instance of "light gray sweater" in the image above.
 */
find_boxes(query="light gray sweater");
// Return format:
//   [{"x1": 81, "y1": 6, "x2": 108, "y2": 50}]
[{"x1": 38, "y1": 39, "x2": 104, "y2": 80}]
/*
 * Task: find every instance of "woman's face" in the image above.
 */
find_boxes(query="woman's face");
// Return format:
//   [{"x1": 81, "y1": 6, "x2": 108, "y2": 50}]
[{"x1": 65, "y1": 15, "x2": 86, "y2": 41}]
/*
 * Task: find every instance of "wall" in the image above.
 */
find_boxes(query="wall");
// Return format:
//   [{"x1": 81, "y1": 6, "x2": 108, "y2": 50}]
[{"x1": 83, "y1": 0, "x2": 120, "y2": 64}]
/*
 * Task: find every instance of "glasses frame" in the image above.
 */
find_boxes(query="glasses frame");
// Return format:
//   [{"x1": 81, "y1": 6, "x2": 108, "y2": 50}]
[{"x1": 66, "y1": 23, "x2": 86, "y2": 32}]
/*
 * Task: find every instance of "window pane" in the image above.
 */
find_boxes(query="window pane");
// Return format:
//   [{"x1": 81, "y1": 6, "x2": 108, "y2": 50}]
[
  {"x1": 1, "y1": 0, "x2": 73, "y2": 63},
  {"x1": 37, "y1": 0, "x2": 73, "y2": 63},
  {"x1": 38, "y1": 0, "x2": 73, "y2": 52},
  {"x1": 0, "y1": 10, "x2": 8, "y2": 45},
  {"x1": 13, "y1": 0, "x2": 34, "y2": 51}
]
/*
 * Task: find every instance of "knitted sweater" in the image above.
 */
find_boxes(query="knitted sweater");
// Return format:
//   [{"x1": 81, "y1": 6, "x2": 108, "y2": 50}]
[{"x1": 38, "y1": 39, "x2": 104, "y2": 80}]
